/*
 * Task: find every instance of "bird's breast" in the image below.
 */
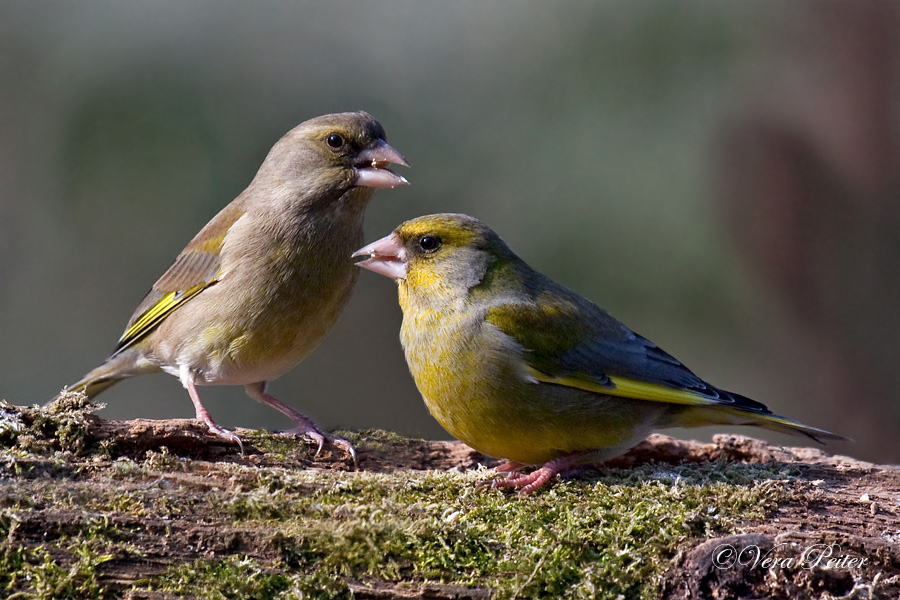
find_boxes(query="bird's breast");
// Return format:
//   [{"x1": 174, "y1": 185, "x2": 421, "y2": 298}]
[
  {"x1": 157, "y1": 201, "x2": 366, "y2": 385},
  {"x1": 399, "y1": 304, "x2": 540, "y2": 453}
]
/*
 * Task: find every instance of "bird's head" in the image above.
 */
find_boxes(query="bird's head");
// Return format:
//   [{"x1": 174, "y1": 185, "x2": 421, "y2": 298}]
[
  {"x1": 255, "y1": 111, "x2": 409, "y2": 200},
  {"x1": 353, "y1": 213, "x2": 523, "y2": 307}
]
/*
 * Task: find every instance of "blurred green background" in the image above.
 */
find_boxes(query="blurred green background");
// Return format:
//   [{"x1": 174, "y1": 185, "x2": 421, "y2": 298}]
[{"x1": 2, "y1": 1, "x2": 897, "y2": 461}]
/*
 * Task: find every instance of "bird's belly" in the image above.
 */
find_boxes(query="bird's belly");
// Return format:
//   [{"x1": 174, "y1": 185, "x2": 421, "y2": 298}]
[
  {"x1": 408, "y1": 337, "x2": 661, "y2": 464},
  {"x1": 155, "y1": 268, "x2": 355, "y2": 386},
  {"x1": 423, "y1": 380, "x2": 664, "y2": 465}
]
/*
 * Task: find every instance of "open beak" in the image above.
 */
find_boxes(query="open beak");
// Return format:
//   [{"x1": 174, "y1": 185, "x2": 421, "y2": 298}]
[
  {"x1": 352, "y1": 232, "x2": 408, "y2": 280},
  {"x1": 355, "y1": 140, "x2": 410, "y2": 189}
]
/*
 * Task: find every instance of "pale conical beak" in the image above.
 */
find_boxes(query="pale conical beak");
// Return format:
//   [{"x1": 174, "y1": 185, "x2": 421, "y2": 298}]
[
  {"x1": 352, "y1": 232, "x2": 408, "y2": 280},
  {"x1": 355, "y1": 140, "x2": 410, "y2": 189}
]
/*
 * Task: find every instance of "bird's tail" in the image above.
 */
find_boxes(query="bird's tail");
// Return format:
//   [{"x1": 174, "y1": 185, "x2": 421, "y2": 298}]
[
  {"x1": 50, "y1": 353, "x2": 146, "y2": 405},
  {"x1": 67, "y1": 369, "x2": 122, "y2": 399},
  {"x1": 674, "y1": 404, "x2": 850, "y2": 445}
]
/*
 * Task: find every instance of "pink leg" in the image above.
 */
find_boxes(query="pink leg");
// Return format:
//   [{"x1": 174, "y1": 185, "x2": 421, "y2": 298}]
[
  {"x1": 185, "y1": 378, "x2": 244, "y2": 453},
  {"x1": 496, "y1": 460, "x2": 526, "y2": 473},
  {"x1": 244, "y1": 382, "x2": 356, "y2": 463},
  {"x1": 491, "y1": 452, "x2": 587, "y2": 495}
]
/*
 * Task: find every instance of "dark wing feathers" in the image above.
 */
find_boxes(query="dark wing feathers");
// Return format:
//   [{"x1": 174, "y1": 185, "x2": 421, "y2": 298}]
[{"x1": 485, "y1": 291, "x2": 772, "y2": 415}]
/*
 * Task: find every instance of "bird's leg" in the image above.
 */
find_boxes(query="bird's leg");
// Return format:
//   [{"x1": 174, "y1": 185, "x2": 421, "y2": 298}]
[
  {"x1": 495, "y1": 460, "x2": 527, "y2": 473},
  {"x1": 183, "y1": 378, "x2": 244, "y2": 453},
  {"x1": 244, "y1": 382, "x2": 356, "y2": 463},
  {"x1": 491, "y1": 452, "x2": 588, "y2": 495}
]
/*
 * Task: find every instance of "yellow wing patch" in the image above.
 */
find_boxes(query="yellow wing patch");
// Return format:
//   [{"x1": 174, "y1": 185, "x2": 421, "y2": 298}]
[
  {"x1": 525, "y1": 366, "x2": 717, "y2": 407},
  {"x1": 524, "y1": 367, "x2": 848, "y2": 443},
  {"x1": 194, "y1": 232, "x2": 228, "y2": 255},
  {"x1": 115, "y1": 282, "x2": 210, "y2": 352}
]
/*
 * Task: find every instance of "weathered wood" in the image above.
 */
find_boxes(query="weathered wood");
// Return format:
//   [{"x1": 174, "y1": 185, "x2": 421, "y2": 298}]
[{"x1": 2, "y1": 404, "x2": 898, "y2": 599}]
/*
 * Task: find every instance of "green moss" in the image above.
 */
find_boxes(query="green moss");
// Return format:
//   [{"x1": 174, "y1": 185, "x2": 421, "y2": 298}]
[
  {"x1": 0, "y1": 540, "x2": 113, "y2": 600},
  {"x1": 153, "y1": 555, "x2": 292, "y2": 599},
  {"x1": 154, "y1": 555, "x2": 351, "y2": 600},
  {"x1": 142, "y1": 447, "x2": 192, "y2": 472},
  {"x1": 205, "y1": 463, "x2": 791, "y2": 599},
  {"x1": 0, "y1": 394, "x2": 101, "y2": 457},
  {"x1": 240, "y1": 427, "x2": 408, "y2": 459},
  {"x1": 0, "y1": 406, "x2": 801, "y2": 599},
  {"x1": 333, "y1": 428, "x2": 408, "y2": 452},
  {"x1": 44, "y1": 393, "x2": 99, "y2": 454},
  {"x1": 136, "y1": 459, "x2": 787, "y2": 598},
  {"x1": 239, "y1": 430, "x2": 313, "y2": 460}
]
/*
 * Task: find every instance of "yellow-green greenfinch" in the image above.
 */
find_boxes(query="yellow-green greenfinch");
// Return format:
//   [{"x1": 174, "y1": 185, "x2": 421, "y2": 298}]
[
  {"x1": 353, "y1": 213, "x2": 847, "y2": 492},
  {"x1": 59, "y1": 111, "x2": 409, "y2": 456}
]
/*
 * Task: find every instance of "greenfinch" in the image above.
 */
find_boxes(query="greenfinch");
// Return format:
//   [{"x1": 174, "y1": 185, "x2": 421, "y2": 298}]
[
  {"x1": 353, "y1": 213, "x2": 846, "y2": 492},
  {"x1": 59, "y1": 111, "x2": 409, "y2": 456}
]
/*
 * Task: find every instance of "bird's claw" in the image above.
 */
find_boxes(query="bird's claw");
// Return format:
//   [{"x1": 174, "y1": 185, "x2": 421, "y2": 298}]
[
  {"x1": 303, "y1": 429, "x2": 326, "y2": 456},
  {"x1": 475, "y1": 478, "x2": 499, "y2": 492},
  {"x1": 490, "y1": 467, "x2": 556, "y2": 495},
  {"x1": 282, "y1": 425, "x2": 357, "y2": 465},
  {"x1": 475, "y1": 461, "x2": 542, "y2": 494},
  {"x1": 486, "y1": 454, "x2": 585, "y2": 494},
  {"x1": 331, "y1": 437, "x2": 358, "y2": 466},
  {"x1": 204, "y1": 422, "x2": 245, "y2": 455}
]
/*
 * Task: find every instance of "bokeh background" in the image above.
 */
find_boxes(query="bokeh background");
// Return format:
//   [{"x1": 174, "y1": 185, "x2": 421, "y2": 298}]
[{"x1": 2, "y1": 1, "x2": 897, "y2": 462}]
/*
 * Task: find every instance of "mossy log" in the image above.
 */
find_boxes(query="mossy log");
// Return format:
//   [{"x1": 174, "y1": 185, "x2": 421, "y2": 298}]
[{"x1": 1, "y1": 396, "x2": 898, "y2": 599}]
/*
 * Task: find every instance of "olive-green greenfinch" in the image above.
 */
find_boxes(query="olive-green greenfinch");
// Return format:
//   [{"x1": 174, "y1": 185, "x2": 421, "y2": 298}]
[
  {"x1": 59, "y1": 111, "x2": 409, "y2": 456},
  {"x1": 353, "y1": 213, "x2": 846, "y2": 492}
]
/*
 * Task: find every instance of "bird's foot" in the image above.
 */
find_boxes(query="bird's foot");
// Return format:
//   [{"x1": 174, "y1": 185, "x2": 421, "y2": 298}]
[
  {"x1": 244, "y1": 382, "x2": 357, "y2": 464},
  {"x1": 202, "y1": 420, "x2": 245, "y2": 455},
  {"x1": 489, "y1": 453, "x2": 586, "y2": 494},
  {"x1": 280, "y1": 423, "x2": 357, "y2": 465},
  {"x1": 491, "y1": 466, "x2": 558, "y2": 495}
]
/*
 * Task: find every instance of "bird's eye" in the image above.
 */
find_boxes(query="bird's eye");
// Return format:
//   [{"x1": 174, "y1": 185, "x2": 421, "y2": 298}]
[
  {"x1": 419, "y1": 236, "x2": 441, "y2": 252},
  {"x1": 325, "y1": 133, "x2": 345, "y2": 149}
]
